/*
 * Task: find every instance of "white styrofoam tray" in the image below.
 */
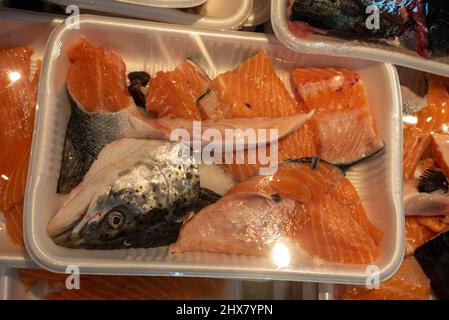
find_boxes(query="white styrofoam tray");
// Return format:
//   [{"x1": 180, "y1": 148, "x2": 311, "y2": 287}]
[
  {"x1": 48, "y1": 0, "x2": 209, "y2": 9},
  {"x1": 0, "y1": 267, "x2": 242, "y2": 300},
  {"x1": 26, "y1": 15, "x2": 403, "y2": 284},
  {"x1": 271, "y1": 0, "x2": 449, "y2": 78},
  {"x1": 0, "y1": 8, "x2": 63, "y2": 268},
  {"x1": 47, "y1": 0, "x2": 252, "y2": 30}
]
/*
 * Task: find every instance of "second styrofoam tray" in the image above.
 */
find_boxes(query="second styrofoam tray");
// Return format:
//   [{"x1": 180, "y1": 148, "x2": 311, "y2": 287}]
[
  {"x1": 26, "y1": 15, "x2": 403, "y2": 284},
  {"x1": 48, "y1": 0, "x2": 209, "y2": 9},
  {"x1": 271, "y1": 0, "x2": 449, "y2": 78},
  {"x1": 47, "y1": 0, "x2": 252, "y2": 30}
]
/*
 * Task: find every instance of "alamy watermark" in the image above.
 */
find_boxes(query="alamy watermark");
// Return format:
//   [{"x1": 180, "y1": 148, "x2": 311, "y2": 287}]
[
  {"x1": 65, "y1": 5, "x2": 80, "y2": 30},
  {"x1": 169, "y1": 123, "x2": 280, "y2": 176},
  {"x1": 65, "y1": 265, "x2": 80, "y2": 289},
  {"x1": 365, "y1": 265, "x2": 381, "y2": 290}
]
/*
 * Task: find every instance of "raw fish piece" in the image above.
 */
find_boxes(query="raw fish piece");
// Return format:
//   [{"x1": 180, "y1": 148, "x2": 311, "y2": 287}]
[
  {"x1": 175, "y1": 159, "x2": 382, "y2": 264},
  {"x1": 146, "y1": 59, "x2": 210, "y2": 120},
  {"x1": 291, "y1": 67, "x2": 384, "y2": 165}
]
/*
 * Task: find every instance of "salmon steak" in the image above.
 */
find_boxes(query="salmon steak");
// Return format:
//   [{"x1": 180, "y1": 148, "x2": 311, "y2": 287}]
[
  {"x1": 291, "y1": 67, "x2": 384, "y2": 165},
  {"x1": 146, "y1": 59, "x2": 210, "y2": 120},
  {"x1": 19, "y1": 269, "x2": 227, "y2": 300},
  {"x1": 173, "y1": 159, "x2": 382, "y2": 264},
  {"x1": 342, "y1": 257, "x2": 431, "y2": 300}
]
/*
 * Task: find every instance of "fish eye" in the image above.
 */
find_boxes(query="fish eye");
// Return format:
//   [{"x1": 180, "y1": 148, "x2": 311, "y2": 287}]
[{"x1": 107, "y1": 211, "x2": 125, "y2": 229}]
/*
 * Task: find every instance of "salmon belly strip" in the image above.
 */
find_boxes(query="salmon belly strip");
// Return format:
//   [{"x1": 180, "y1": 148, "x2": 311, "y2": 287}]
[
  {"x1": 291, "y1": 67, "x2": 383, "y2": 165},
  {"x1": 19, "y1": 269, "x2": 227, "y2": 300},
  {"x1": 0, "y1": 46, "x2": 40, "y2": 246},
  {"x1": 403, "y1": 75, "x2": 449, "y2": 181},
  {"x1": 199, "y1": 52, "x2": 319, "y2": 181},
  {"x1": 187, "y1": 161, "x2": 383, "y2": 264}
]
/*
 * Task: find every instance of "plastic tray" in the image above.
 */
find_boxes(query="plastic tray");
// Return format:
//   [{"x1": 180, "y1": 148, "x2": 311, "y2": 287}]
[
  {"x1": 0, "y1": 8, "x2": 62, "y2": 268},
  {"x1": 26, "y1": 15, "x2": 403, "y2": 283},
  {"x1": 47, "y1": 0, "x2": 252, "y2": 30},
  {"x1": 271, "y1": 0, "x2": 449, "y2": 78},
  {"x1": 48, "y1": 0, "x2": 209, "y2": 9},
  {"x1": 0, "y1": 267, "x2": 242, "y2": 300}
]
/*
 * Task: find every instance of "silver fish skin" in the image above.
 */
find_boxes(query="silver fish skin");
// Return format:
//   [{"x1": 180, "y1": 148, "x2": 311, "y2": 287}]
[{"x1": 48, "y1": 138, "x2": 205, "y2": 249}]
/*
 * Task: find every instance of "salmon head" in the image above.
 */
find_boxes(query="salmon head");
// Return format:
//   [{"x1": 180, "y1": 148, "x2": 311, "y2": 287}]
[{"x1": 47, "y1": 139, "x2": 208, "y2": 249}]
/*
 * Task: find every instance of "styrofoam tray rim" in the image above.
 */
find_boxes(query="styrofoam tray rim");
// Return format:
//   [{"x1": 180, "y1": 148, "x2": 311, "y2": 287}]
[{"x1": 271, "y1": 0, "x2": 449, "y2": 78}]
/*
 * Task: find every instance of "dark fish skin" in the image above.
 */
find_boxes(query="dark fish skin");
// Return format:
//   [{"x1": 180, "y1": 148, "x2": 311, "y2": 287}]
[
  {"x1": 426, "y1": 0, "x2": 449, "y2": 52},
  {"x1": 128, "y1": 71, "x2": 151, "y2": 108},
  {"x1": 57, "y1": 88, "x2": 130, "y2": 194},
  {"x1": 415, "y1": 231, "x2": 449, "y2": 300},
  {"x1": 290, "y1": 0, "x2": 404, "y2": 38}
]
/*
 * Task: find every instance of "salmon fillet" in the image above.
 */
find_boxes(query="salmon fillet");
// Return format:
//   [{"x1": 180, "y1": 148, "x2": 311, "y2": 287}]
[
  {"x1": 291, "y1": 67, "x2": 383, "y2": 165},
  {"x1": 198, "y1": 51, "x2": 319, "y2": 181},
  {"x1": 19, "y1": 269, "x2": 227, "y2": 300},
  {"x1": 342, "y1": 257, "x2": 431, "y2": 300},
  {"x1": 67, "y1": 38, "x2": 130, "y2": 112},
  {"x1": 175, "y1": 161, "x2": 382, "y2": 264},
  {"x1": 0, "y1": 46, "x2": 40, "y2": 247},
  {"x1": 403, "y1": 74, "x2": 449, "y2": 180},
  {"x1": 3, "y1": 202, "x2": 24, "y2": 246},
  {"x1": 146, "y1": 60, "x2": 210, "y2": 120}
]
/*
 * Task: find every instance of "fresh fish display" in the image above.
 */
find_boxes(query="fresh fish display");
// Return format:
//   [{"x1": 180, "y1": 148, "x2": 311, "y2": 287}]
[
  {"x1": 415, "y1": 230, "x2": 449, "y2": 300},
  {"x1": 342, "y1": 256, "x2": 431, "y2": 300},
  {"x1": 288, "y1": 0, "x2": 440, "y2": 57},
  {"x1": 174, "y1": 159, "x2": 383, "y2": 264},
  {"x1": 19, "y1": 269, "x2": 227, "y2": 300},
  {"x1": 59, "y1": 41, "x2": 314, "y2": 193},
  {"x1": 0, "y1": 45, "x2": 40, "y2": 246},
  {"x1": 49, "y1": 138, "x2": 221, "y2": 249}
]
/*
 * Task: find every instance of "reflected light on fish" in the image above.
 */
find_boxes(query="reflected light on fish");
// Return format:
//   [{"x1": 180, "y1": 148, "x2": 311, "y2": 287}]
[
  {"x1": 442, "y1": 124, "x2": 449, "y2": 133},
  {"x1": 402, "y1": 115, "x2": 418, "y2": 125},
  {"x1": 1, "y1": 174, "x2": 8, "y2": 181},
  {"x1": 426, "y1": 116, "x2": 433, "y2": 123},
  {"x1": 8, "y1": 71, "x2": 21, "y2": 83},
  {"x1": 272, "y1": 242, "x2": 291, "y2": 268}
]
